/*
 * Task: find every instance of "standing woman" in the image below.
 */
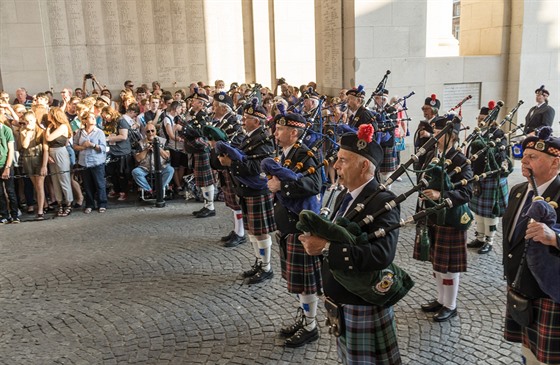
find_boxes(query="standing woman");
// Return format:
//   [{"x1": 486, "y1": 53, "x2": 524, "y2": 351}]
[
  {"x1": 73, "y1": 112, "x2": 107, "y2": 213},
  {"x1": 18, "y1": 111, "x2": 49, "y2": 220},
  {"x1": 45, "y1": 107, "x2": 74, "y2": 217},
  {"x1": 102, "y1": 106, "x2": 132, "y2": 201}
]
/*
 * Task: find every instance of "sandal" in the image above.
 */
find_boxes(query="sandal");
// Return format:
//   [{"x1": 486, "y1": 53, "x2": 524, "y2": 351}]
[
  {"x1": 57, "y1": 206, "x2": 65, "y2": 217},
  {"x1": 63, "y1": 206, "x2": 72, "y2": 216},
  {"x1": 84, "y1": 208, "x2": 92, "y2": 214},
  {"x1": 36, "y1": 213, "x2": 45, "y2": 221}
]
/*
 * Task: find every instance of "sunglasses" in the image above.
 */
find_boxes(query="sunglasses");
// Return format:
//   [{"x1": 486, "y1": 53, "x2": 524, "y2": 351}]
[
  {"x1": 145, "y1": 130, "x2": 156, "y2": 134},
  {"x1": 126, "y1": 85, "x2": 134, "y2": 88}
]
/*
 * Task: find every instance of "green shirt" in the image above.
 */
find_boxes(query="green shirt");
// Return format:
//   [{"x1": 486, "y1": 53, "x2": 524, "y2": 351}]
[{"x1": 0, "y1": 123, "x2": 14, "y2": 167}]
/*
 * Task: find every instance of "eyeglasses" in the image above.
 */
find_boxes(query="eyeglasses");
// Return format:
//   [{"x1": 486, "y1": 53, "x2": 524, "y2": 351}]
[{"x1": 145, "y1": 130, "x2": 156, "y2": 134}]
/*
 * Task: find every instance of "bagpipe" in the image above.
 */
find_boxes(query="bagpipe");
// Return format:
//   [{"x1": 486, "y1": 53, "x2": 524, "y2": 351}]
[
  {"x1": 364, "y1": 70, "x2": 390, "y2": 109},
  {"x1": 521, "y1": 170, "x2": 560, "y2": 303}
]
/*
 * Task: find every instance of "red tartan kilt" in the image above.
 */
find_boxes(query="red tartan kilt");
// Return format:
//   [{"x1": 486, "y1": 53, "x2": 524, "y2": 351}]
[
  {"x1": 379, "y1": 146, "x2": 397, "y2": 174},
  {"x1": 240, "y1": 193, "x2": 277, "y2": 235},
  {"x1": 280, "y1": 233, "x2": 322, "y2": 295},
  {"x1": 413, "y1": 225, "x2": 467, "y2": 273},
  {"x1": 219, "y1": 170, "x2": 240, "y2": 210},
  {"x1": 504, "y1": 297, "x2": 560, "y2": 364},
  {"x1": 193, "y1": 151, "x2": 216, "y2": 187}
]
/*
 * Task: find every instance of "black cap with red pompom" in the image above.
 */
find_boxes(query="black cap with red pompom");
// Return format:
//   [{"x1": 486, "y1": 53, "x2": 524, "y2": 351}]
[{"x1": 340, "y1": 124, "x2": 384, "y2": 167}]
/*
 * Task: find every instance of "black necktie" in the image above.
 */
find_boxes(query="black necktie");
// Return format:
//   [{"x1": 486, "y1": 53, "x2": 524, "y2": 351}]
[
  {"x1": 335, "y1": 193, "x2": 353, "y2": 219},
  {"x1": 511, "y1": 190, "x2": 534, "y2": 242}
]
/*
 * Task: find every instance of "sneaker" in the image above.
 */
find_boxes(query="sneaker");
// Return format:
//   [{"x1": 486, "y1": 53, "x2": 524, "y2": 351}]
[
  {"x1": 117, "y1": 193, "x2": 127, "y2": 201},
  {"x1": 285, "y1": 326, "x2": 319, "y2": 348},
  {"x1": 246, "y1": 267, "x2": 273, "y2": 285},
  {"x1": 1, "y1": 218, "x2": 10, "y2": 224},
  {"x1": 10, "y1": 218, "x2": 21, "y2": 224},
  {"x1": 108, "y1": 190, "x2": 118, "y2": 199}
]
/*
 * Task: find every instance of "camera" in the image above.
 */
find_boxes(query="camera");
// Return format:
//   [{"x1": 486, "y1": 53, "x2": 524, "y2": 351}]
[{"x1": 85, "y1": 73, "x2": 94, "y2": 79}]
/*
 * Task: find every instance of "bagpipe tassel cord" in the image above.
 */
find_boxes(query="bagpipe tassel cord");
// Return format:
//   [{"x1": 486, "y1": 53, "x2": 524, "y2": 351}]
[
  {"x1": 299, "y1": 293, "x2": 319, "y2": 330},
  {"x1": 201, "y1": 185, "x2": 215, "y2": 210},
  {"x1": 257, "y1": 236, "x2": 273, "y2": 272},
  {"x1": 233, "y1": 209, "x2": 244, "y2": 237}
]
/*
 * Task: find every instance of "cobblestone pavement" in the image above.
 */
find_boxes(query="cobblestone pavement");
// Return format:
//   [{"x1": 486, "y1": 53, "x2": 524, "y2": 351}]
[{"x1": 0, "y1": 166, "x2": 529, "y2": 364}]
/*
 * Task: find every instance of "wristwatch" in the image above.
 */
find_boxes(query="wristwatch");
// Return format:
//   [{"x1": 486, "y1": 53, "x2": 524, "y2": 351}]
[{"x1": 321, "y1": 241, "x2": 331, "y2": 257}]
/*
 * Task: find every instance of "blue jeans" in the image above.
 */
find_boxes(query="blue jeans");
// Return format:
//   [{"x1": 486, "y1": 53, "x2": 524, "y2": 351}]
[
  {"x1": 132, "y1": 165, "x2": 174, "y2": 192},
  {"x1": 0, "y1": 166, "x2": 18, "y2": 219},
  {"x1": 82, "y1": 164, "x2": 107, "y2": 209}
]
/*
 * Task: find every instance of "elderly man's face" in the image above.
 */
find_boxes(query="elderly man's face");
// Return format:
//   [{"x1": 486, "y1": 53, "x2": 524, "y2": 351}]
[
  {"x1": 334, "y1": 149, "x2": 368, "y2": 190},
  {"x1": 346, "y1": 95, "x2": 361, "y2": 111},
  {"x1": 16, "y1": 89, "x2": 27, "y2": 101},
  {"x1": 521, "y1": 149, "x2": 559, "y2": 184}
]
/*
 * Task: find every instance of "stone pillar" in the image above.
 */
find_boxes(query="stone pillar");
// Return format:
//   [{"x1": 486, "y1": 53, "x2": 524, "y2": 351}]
[{"x1": 314, "y1": 0, "x2": 344, "y2": 96}]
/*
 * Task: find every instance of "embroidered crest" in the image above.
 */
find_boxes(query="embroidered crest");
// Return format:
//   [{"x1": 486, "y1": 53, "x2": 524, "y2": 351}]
[
  {"x1": 218, "y1": 94, "x2": 225, "y2": 101},
  {"x1": 374, "y1": 271, "x2": 395, "y2": 294},
  {"x1": 535, "y1": 141, "x2": 546, "y2": 151},
  {"x1": 248, "y1": 107, "x2": 254, "y2": 114},
  {"x1": 460, "y1": 212, "x2": 471, "y2": 224}
]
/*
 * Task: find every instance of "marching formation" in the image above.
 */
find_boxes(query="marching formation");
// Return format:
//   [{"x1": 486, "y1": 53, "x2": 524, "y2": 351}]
[{"x1": 0, "y1": 76, "x2": 559, "y2": 364}]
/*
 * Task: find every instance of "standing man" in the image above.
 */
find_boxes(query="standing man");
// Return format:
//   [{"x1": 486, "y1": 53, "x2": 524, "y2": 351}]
[
  {"x1": 502, "y1": 128, "x2": 560, "y2": 365},
  {"x1": 217, "y1": 101, "x2": 276, "y2": 284},
  {"x1": 413, "y1": 94, "x2": 440, "y2": 172},
  {"x1": 373, "y1": 89, "x2": 398, "y2": 187},
  {"x1": 524, "y1": 85, "x2": 555, "y2": 136},
  {"x1": 346, "y1": 86, "x2": 375, "y2": 129},
  {"x1": 301, "y1": 126, "x2": 402, "y2": 363},
  {"x1": 268, "y1": 113, "x2": 323, "y2": 348}
]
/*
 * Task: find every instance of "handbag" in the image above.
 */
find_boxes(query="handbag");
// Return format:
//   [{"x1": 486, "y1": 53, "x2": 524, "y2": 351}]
[{"x1": 395, "y1": 137, "x2": 406, "y2": 152}]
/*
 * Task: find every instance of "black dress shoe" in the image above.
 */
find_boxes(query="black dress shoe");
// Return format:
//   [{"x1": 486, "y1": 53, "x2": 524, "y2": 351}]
[
  {"x1": 280, "y1": 316, "x2": 304, "y2": 337},
  {"x1": 241, "y1": 260, "x2": 260, "y2": 278},
  {"x1": 467, "y1": 239, "x2": 485, "y2": 248},
  {"x1": 247, "y1": 267, "x2": 273, "y2": 284},
  {"x1": 192, "y1": 207, "x2": 204, "y2": 216},
  {"x1": 224, "y1": 234, "x2": 246, "y2": 247},
  {"x1": 285, "y1": 326, "x2": 319, "y2": 348},
  {"x1": 421, "y1": 300, "x2": 443, "y2": 313},
  {"x1": 433, "y1": 307, "x2": 458, "y2": 322},
  {"x1": 221, "y1": 230, "x2": 235, "y2": 242},
  {"x1": 478, "y1": 242, "x2": 493, "y2": 254},
  {"x1": 195, "y1": 207, "x2": 216, "y2": 218}
]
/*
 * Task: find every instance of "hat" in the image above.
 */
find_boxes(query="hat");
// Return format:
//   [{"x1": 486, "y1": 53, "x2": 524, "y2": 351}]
[
  {"x1": 340, "y1": 124, "x2": 384, "y2": 167},
  {"x1": 479, "y1": 100, "x2": 496, "y2": 116},
  {"x1": 535, "y1": 85, "x2": 550, "y2": 97},
  {"x1": 423, "y1": 94, "x2": 441, "y2": 110},
  {"x1": 243, "y1": 98, "x2": 267, "y2": 119},
  {"x1": 431, "y1": 115, "x2": 461, "y2": 134},
  {"x1": 97, "y1": 95, "x2": 111, "y2": 105},
  {"x1": 274, "y1": 112, "x2": 307, "y2": 129},
  {"x1": 202, "y1": 125, "x2": 228, "y2": 142},
  {"x1": 522, "y1": 126, "x2": 560, "y2": 157},
  {"x1": 346, "y1": 85, "x2": 366, "y2": 98},
  {"x1": 189, "y1": 88, "x2": 209, "y2": 103},
  {"x1": 215, "y1": 92, "x2": 233, "y2": 109},
  {"x1": 304, "y1": 90, "x2": 320, "y2": 100}
]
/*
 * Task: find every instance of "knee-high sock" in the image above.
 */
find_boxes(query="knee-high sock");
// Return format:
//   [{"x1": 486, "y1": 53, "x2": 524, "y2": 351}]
[
  {"x1": 233, "y1": 209, "x2": 244, "y2": 237},
  {"x1": 483, "y1": 216, "x2": 499, "y2": 245},
  {"x1": 441, "y1": 272, "x2": 460, "y2": 310},
  {"x1": 201, "y1": 185, "x2": 215, "y2": 210},
  {"x1": 434, "y1": 272, "x2": 444, "y2": 304},
  {"x1": 473, "y1": 214, "x2": 486, "y2": 242},
  {"x1": 248, "y1": 234, "x2": 260, "y2": 260},
  {"x1": 521, "y1": 344, "x2": 546, "y2": 365},
  {"x1": 257, "y1": 236, "x2": 272, "y2": 272},
  {"x1": 299, "y1": 293, "x2": 318, "y2": 330}
]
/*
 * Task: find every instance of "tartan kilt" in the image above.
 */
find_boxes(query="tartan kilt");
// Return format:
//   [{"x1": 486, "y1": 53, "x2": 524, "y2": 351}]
[
  {"x1": 193, "y1": 150, "x2": 215, "y2": 188},
  {"x1": 240, "y1": 193, "x2": 277, "y2": 235},
  {"x1": 379, "y1": 146, "x2": 397, "y2": 174},
  {"x1": 279, "y1": 233, "x2": 322, "y2": 295},
  {"x1": 219, "y1": 170, "x2": 240, "y2": 210},
  {"x1": 338, "y1": 304, "x2": 401, "y2": 365},
  {"x1": 504, "y1": 297, "x2": 560, "y2": 364},
  {"x1": 469, "y1": 176, "x2": 508, "y2": 218},
  {"x1": 413, "y1": 225, "x2": 467, "y2": 273}
]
